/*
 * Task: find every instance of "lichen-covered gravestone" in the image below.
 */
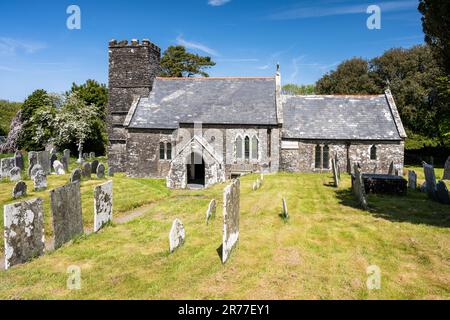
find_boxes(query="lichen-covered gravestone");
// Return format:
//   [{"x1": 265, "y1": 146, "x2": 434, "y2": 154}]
[
  {"x1": 96, "y1": 163, "x2": 105, "y2": 179},
  {"x1": 14, "y1": 150, "x2": 24, "y2": 170},
  {"x1": 70, "y1": 168, "x2": 82, "y2": 183},
  {"x1": 28, "y1": 151, "x2": 38, "y2": 169},
  {"x1": 108, "y1": 167, "x2": 114, "y2": 177},
  {"x1": 50, "y1": 182, "x2": 83, "y2": 249},
  {"x1": 37, "y1": 151, "x2": 51, "y2": 175},
  {"x1": 423, "y1": 162, "x2": 437, "y2": 200},
  {"x1": 61, "y1": 155, "x2": 69, "y2": 172},
  {"x1": 9, "y1": 167, "x2": 21, "y2": 182},
  {"x1": 282, "y1": 198, "x2": 289, "y2": 219},
  {"x1": 30, "y1": 164, "x2": 43, "y2": 179},
  {"x1": 206, "y1": 199, "x2": 216, "y2": 224},
  {"x1": 12, "y1": 181, "x2": 27, "y2": 199},
  {"x1": 53, "y1": 160, "x2": 65, "y2": 175},
  {"x1": 353, "y1": 164, "x2": 368, "y2": 210},
  {"x1": 1, "y1": 157, "x2": 15, "y2": 179},
  {"x1": 443, "y1": 156, "x2": 450, "y2": 180},
  {"x1": 89, "y1": 152, "x2": 95, "y2": 159},
  {"x1": 436, "y1": 180, "x2": 450, "y2": 205},
  {"x1": 3, "y1": 198, "x2": 45, "y2": 269},
  {"x1": 82, "y1": 162, "x2": 92, "y2": 179},
  {"x1": 93, "y1": 181, "x2": 113, "y2": 232},
  {"x1": 408, "y1": 170, "x2": 417, "y2": 190},
  {"x1": 91, "y1": 160, "x2": 99, "y2": 174},
  {"x1": 222, "y1": 179, "x2": 240, "y2": 263},
  {"x1": 169, "y1": 218, "x2": 185, "y2": 253},
  {"x1": 33, "y1": 170, "x2": 47, "y2": 192},
  {"x1": 332, "y1": 157, "x2": 339, "y2": 187}
]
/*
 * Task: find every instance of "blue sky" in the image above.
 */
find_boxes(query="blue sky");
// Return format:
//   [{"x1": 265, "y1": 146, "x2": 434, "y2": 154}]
[{"x1": 0, "y1": 0, "x2": 424, "y2": 101}]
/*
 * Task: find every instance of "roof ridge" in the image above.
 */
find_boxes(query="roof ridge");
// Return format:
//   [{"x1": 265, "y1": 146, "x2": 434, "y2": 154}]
[{"x1": 156, "y1": 76, "x2": 275, "y2": 80}]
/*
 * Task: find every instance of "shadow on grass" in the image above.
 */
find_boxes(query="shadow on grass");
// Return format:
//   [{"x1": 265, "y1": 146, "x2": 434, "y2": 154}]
[{"x1": 335, "y1": 188, "x2": 450, "y2": 228}]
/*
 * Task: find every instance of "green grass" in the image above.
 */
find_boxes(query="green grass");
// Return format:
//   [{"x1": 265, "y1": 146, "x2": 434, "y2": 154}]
[{"x1": 0, "y1": 165, "x2": 449, "y2": 299}]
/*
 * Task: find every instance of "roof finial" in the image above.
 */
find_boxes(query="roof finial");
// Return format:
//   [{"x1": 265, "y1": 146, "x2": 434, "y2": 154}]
[{"x1": 276, "y1": 63, "x2": 280, "y2": 73}]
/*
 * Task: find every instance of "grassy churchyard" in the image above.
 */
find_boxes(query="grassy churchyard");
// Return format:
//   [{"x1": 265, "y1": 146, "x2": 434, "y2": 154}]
[{"x1": 0, "y1": 156, "x2": 449, "y2": 299}]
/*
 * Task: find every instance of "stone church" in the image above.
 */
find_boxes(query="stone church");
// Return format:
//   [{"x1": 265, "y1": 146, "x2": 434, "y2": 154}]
[{"x1": 107, "y1": 39, "x2": 406, "y2": 189}]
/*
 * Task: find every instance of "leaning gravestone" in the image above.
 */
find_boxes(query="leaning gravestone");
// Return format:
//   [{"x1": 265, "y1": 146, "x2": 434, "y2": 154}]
[
  {"x1": 443, "y1": 156, "x2": 450, "y2": 180},
  {"x1": 222, "y1": 179, "x2": 240, "y2": 263},
  {"x1": 332, "y1": 157, "x2": 339, "y2": 187},
  {"x1": 30, "y1": 164, "x2": 43, "y2": 179},
  {"x1": 37, "y1": 151, "x2": 51, "y2": 175},
  {"x1": 353, "y1": 164, "x2": 368, "y2": 210},
  {"x1": 14, "y1": 150, "x2": 24, "y2": 170},
  {"x1": 436, "y1": 180, "x2": 450, "y2": 205},
  {"x1": 82, "y1": 162, "x2": 92, "y2": 179},
  {"x1": 96, "y1": 163, "x2": 105, "y2": 179},
  {"x1": 70, "y1": 168, "x2": 82, "y2": 183},
  {"x1": 388, "y1": 161, "x2": 394, "y2": 175},
  {"x1": 9, "y1": 167, "x2": 21, "y2": 182},
  {"x1": 53, "y1": 160, "x2": 65, "y2": 175},
  {"x1": 3, "y1": 198, "x2": 45, "y2": 270},
  {"x1": 423, "y1": 162, "x2": 437, "y2": 200},
  {"x1": 33, "y1": 170, "x2": 47, "y2": 192},
  {"x1": 50, "y1": 182, "x2": 83, "y2": 249},
  {"x1": 1, "y1": 157, "x2": 16, "y2": 179},
  {"x1": 206, "y1": 199, "x2": 216, "y2": 224},
  {"x1": 91, "y1": 160, "x2": 99, "y2": 174},
  {"x1": 93, "y1": 181, "x2": 113, "y2": 232},
  {"x1": 408, "y1": 170, "x2": 417, "y2": 190},
  {"x1": 169, "y1": 218, "x2": 185, "y2": 253},
  {"x1": 12, "y1": 181, "x2": 27, "y2": 199},
  {"x1": 282, "y1": 198, "x2": 289, "y2": 219}
]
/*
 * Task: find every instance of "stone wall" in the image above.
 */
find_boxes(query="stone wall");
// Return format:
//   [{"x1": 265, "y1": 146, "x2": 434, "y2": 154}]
[{"x1": 280, "y1": 140, "x2": 405, "y2": 174}]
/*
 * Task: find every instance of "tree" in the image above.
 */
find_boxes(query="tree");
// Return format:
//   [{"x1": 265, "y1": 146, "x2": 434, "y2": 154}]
[
  {"x1": 315, "y1": 58, "x2": 379, "y2": 94},
  {"x1": 0, "y1": 100, "x2": 21, "y2": 136},
  {"x1": 160, "y1": 45, "x2": 216, "y2": 77},
  {"x1": 282, "y1": 84, "x2": 315, "y2": 95}
]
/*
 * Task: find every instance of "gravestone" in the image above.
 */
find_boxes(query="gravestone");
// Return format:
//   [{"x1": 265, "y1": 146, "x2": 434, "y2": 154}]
[
  {"x1": 256, "y1": 178, "x2": 261, "y2": 189},
  {"x1": 3, "y1": 198, "x2": 45, "y2": 270},
  {"x1": 94, "y1": 181, "x2": 113, "y2": 232},
  {"x1": 53, "y1": 160, "x2": 65, "y2": 175},
  {"x1": 436, "y1": 180, "x2": 450, "y2": 205},
  {"x1": 222, "y1": 179, "x2": 240, "y2": 263},
  {"x1": 169, "y1": 218, "x2": 185, "y2": 253},
  {"x1": 353, "y1": 164, "x2": 368, "y2": 210},
  {"x1": 282, "y1": 198, "x2": 289, "y2": 219},
  {"x1": 91, "y1": 160, "x2": 99, "y2": 174},
  {"x1": 423, "y1": 162, "x2": 437, "y2": 200},
  {"x1": 1, "y1": 157, "x2": 16, "y2": 178},
  {"x1": 61, "y1": 155, "x2": 69, "y2": 172},
  {"x1": 420, "y1": 181, "x2": 427, "y2": 193},
  {"x1": 206, "y1": 199, "x2": 216, "y2": 224},
  {"x1": 336, "y1": 157, "x2": 341, "y2": 180},
  {"x1": 9, "y1": 167, "x2": 21, "y2": 182},
  {"x1": 388, "y1": 161, "x2": 394, "y2": 175},
  {"x1": 37, "y1": 151, "x2": 51, "y2": 175},
  {"x1": 50, "y1": 182, "x2": 83, "y2": 249},
  {"x1": 89, "y1": 152, "x2": 95, "y2": 159},
  {"x1": 332, "y1": 157, "x2": 339, "y2": 187},
  {"x1": 63, "y1": 149, "x2": 71, "y2": 160},
  {"x1": 252, "y1": 181, "x2": 257, "y2": 191},
  {"x1": 70, "y1": 168, "x2": 82, "y2": 183},
  {"x1": 108, "y1": 167, "x2": 114, "y2": 177},
  {"x1": 33, "y1": 170, "x2": 47, "y2": 192},
  {"x1": 30, "y1": 164, "x2": 43, "y2": 179},
  {"x1": 12, "y1": 181, "x2": 27, "y2": 199},
  {"x1": 14, "y1": 150, "x2": 24, "y2": 170},
  {"x1": 82, "y1": 162, "x2": 92, "y2": 178},
  {"x1": 83, "y1": 153, "x2": 89, "y2": 160},
  {"x1": 50, "y1": 153, "x2": 58, "y2": 170},
  {"x1": 408, "y1": 170, "x2": 417, "y2": 190},
  {"x1": 443, "y1": 156, "x2": 450, "y2": 180},
  {"x1": 96, "y1": 163, "x2": 105, "y2": 179},
  {"x1": 28, "y1": 151, "x2": 38, "y2": 170}
]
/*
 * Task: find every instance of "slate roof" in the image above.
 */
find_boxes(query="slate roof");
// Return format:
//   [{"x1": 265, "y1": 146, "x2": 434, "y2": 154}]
[
  {"x1": 128, "y1": 77, "x2": 278, "y2": 129},
  {"x1": 282, "y1": 95, "x2": 403, "y2": 140}
]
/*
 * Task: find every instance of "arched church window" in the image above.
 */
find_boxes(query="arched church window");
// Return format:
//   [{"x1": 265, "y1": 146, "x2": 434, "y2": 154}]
[
  {"x1": 370, "y1": 145, "x2": 377, "y2": 160},
  {"x1": 235, "y1": 136, "x2": 243, "y2": 159},
  {"x1": 251, "y1": 136, "x2": 258, "y2": 160},
  {"x1": 244, "y1": 136, "x2": 250, "y2": 160},
  {"x1": 167, "y1": 143, "x2": 172, "y2": 160},
  {"x1": 315, "y1": 145, "x2": 321, "y2": 169},
  {"x1": 159, "y1": 142, "x2": 165, "y2": 160},
  {"x1": 323, "y1": 145, "x2": 330, "y2": 169}
]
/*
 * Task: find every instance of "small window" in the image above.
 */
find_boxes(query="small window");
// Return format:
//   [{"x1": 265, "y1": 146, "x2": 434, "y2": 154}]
[
  {"x1": 323, "y1": 145, "x2": 330, "y2": 169},
  {"x1": 236, "y1": 136, "x2": 243, "y2": 159},
  {"x1": 244, "y1": 136, "x2": 250, "y2": 160},
  {"x1": 167, "y1": 143, "x2": 172, "y2": 160},
  {"x1": 315, "y1": 145, "x2": 321, "y2": 169},
  {"x1": 370, "y1": 145, "x2": 377, "y2": 160},
  {"x1": 251, "y1": 136, "x2": 258, "y2": 160},
  {"x1": 159, "y1": 142, "x2": 165, "y2": 160}
]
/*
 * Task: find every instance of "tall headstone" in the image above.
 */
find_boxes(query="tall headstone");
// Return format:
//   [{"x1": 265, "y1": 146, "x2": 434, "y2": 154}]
[
  {"x1": 169, "y1": 218, "x2": 185, "y2": 253},
  {"x1": 70, "y1": 168, "x2": 82, "y2": 183},
  {"x1": 222, "y1": 179, "x2": 240, "y2": 263},
  {"x1": 1, "y1": 157, "x2": 16, "y2": 178},
  {"x1": 28, "y1": 151, "x2": 38, "y2": 171},
  {"x1": 353, "y1": 164, "x2": 368, "y2": 210},
  {"x1": 12, "y1": 181, "x2": 27, "y2": 199},
  {"x1": 443, "y1": 156, "x2": 450, "y2": 180},
  {"x1": 82, "y1": 162, "x2": 92, "y2": 179},
  {"x1": 53, "y1": 160, "x2": 65, "y2": 175},
  {"x1": 37, "y1": 151, "x2": 51, "y2": 175},
  {"x1": 91, "y1": 160, "x2": 99, "y2": 174},
  {"x1": 61, "y1": 155, "x2": 69, "y2": 172},
  {"x1": 206, "y1": 199, "x2": 216, "y2": 224},
  {"x1": 50, "y1": 182, "x2": 83, "y2": 249},
  {"x1": 33, "y1": 170, "x2": 47, "y2": 192},
  {"x1": 408, "y1": 170, "x2": 417, "y2": 190},
  {"x1": 436, "y1": 180, "x2": 450, "y2": 205},
  {"x1": 14, "y1": 150, "x2": 24, "y2": 170},
  {"x1": 282, "y1": 198, "x2": 289, "y2": 219},
  {"x1": 63, "y1": 149, "x2": 71, "y2": 160},
  {"x1": 96, "y1": 163, "x2": 105, "y2": 179},
  {"x1": 423, "y1": 162, "x2": 437, "y2": 200},
  {"x1": 3, "y1": 198, "x2": 45, "y2": 269},
  {"x1": 332, "y1": 157, "x2": 339, "y2": 187},
  {"x1": 9, "y1": 167, "x2": 21, "y2": 182},
  {"x1": 93, "y1": 181, "x2": 113, "y2": 232}
]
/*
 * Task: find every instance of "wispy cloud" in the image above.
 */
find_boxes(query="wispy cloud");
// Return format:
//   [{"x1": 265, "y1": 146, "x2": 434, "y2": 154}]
[
  {"x1": 208, "y1": 0, "x2": 231, "y2": 7},
  {"x1": 176, "y1": 35, "x2": 219, "y2": 56},
  {"x1": 217, "y1": 58, "x2": 259, "y2": 62},
  {"x1": 0, "y1": 37, "x2": 46, "y2": 55},
  {"x1": 256, "y1": 64, "x2": 270, "y2": 70},
  {"x1": 0, "y1": 65, "x2": 19, "y2": 72},
  {"x1": 268, "y1": 0, "x2": 418, "y2": 20}
]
